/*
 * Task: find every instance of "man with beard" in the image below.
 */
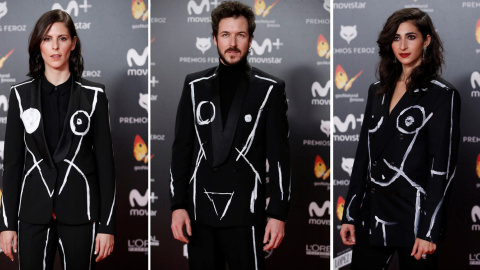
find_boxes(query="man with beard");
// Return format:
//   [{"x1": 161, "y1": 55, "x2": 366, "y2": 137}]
[{"x1": 169, "y1": 1, "x2": 291, "y2": 269}]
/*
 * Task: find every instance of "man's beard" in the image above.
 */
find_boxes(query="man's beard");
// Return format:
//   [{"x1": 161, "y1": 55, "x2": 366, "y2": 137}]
[{"x1": 218, "y1": 46, "x2": 248, "y2": 67}]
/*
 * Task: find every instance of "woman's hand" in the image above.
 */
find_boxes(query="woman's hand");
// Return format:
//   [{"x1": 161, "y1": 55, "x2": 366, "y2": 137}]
[
  {"x1": 95, "y1": 233, "x2": 114, "y2": 262},
  {"x1": 411, "y1": 238, "x2": 436, "y2": 260},
  {"x1": 340, "y1": 224, "x2": 356, "y2": 245},
  {"x1": 0, "y1": 230, "x2": 17, "y2": 261}
]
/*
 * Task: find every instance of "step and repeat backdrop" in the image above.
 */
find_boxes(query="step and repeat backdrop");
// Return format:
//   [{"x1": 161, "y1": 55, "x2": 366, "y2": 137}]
[
  {"x1": 332, "y1": 0, "x2": 480, "y2": 269},
  {"x1": 0, "y1": 1, "x2": 148, "y2": 269},
  {"x1": 150, "y1": 0, "x2": 330, "y2": 269}
]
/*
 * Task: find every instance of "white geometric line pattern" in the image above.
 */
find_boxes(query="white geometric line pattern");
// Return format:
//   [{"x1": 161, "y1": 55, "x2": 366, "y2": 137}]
[
  {"x1": 59, "y1": 238, "x2": 67, "y2": 269},
  {"x1": 189, "y1": 74, "x2": 215, "y2": 220},
  {"x1": 59, "y1": 82, "x2": 105, "y2": 221},
  {"x1": 64, "y1": 159, "x2": 91, "y2": 220},
  {"x1": 345, "y1": 194, "x2": 356, "y2": 222},
  {"x1": 375, "y1": 216, "x2": 397, "y2": 246},
  {"x1": 236, "y1": 85, "x2": 273, "y2": 161},
  {"x1": 204, "y1": 189, "x2": 234, "y2": 220},
  {"x1": 252, "y1": 226, "x2": 259, "y2": 270},
  {"x1": 106, "y1": 188, "x2": 115, "y2": 226},
  {"x1": 278, "y1": 162, "x2": 284, "y2": 200},
  {"x1": 236, "y1": 148, "x2": 262, "y2": 213},
  {"x1": 43, "y1": 228, "x2": 50, "y2": 270}
]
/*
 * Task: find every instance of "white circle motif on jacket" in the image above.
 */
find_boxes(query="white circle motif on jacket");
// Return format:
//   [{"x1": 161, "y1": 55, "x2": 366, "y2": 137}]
[
  {"x1": 396, "y1": 105, "x2": 426, "y2": 134},
  {"x1": 70, "y1": 110, "x2": 91, "y2": 136},
  {"x1": 244, "y1": 114, "x2": 252, "y2": 122},
  {"x1": 196, "y1": 101, "x2": 215, "y2": 125},
  {"x1": 22, "y1": 108, "x2": 41, "y2": 134}
]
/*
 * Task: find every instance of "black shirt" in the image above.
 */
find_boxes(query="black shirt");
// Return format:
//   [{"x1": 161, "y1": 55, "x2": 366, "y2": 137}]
[
  {"x1": 41, "y1": 75, "x2": 72, "y2": 156},
  {"x1": 218, "y1": 60, "x2": 248, "y2": 127}
]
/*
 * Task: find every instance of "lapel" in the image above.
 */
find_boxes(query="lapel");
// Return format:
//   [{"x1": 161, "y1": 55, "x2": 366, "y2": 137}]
[
  {"x1": 30, "y1": 78, "x2": 55, "y2": 167},
  {"x1": 52, "y1": 78, "x2": 81, "y2": 163},
  {"x1": 211, "y1": 65, "x2": 252, "y2": 167},
  {"x1": 370, "y1": 91, "x2": 421, "y2": 162}
]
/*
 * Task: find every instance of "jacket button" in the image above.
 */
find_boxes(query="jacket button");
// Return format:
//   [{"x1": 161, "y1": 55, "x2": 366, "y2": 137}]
[
  {"x1": 399, "y1": 134, "x2": 404, "y2": 140},
  {"x1": 372, "y1": 161, "x2": 377, "y2": 166},
  {"x1": 371, "y1": 188, "x2": 375, "y2": 193},
  {"x1": 390, "y1": 161, "x2": 395, "y2": 166}
]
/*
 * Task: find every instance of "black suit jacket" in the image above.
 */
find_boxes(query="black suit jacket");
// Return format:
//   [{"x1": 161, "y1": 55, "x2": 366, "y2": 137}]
[
  {"x1": 0, "y1": 77, "x2": 116, "y2": 235},
  {"x1": 342, "y1": 78, "x2": 460, "y2": 246},
  {"x1": 170, "y1": 65, "x2": 291, "y2": 227}
]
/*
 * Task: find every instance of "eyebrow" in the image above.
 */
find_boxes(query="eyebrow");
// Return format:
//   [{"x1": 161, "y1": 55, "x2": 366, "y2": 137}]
[{"x1": 395, "y1": 32, "x2": 418, "y2": 36}]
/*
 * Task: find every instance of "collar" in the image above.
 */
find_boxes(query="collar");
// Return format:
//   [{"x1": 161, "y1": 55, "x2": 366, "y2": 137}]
[
  {"x1": 218, "y1": 59, "x2": 249, "y2": 74},
  {"x1": 41, "y1": 74, "x2": 73, "y2": 96}
]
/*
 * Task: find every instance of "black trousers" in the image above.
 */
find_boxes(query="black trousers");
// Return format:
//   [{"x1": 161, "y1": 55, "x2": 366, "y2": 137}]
[
  {"x1": 351, "y1": 223, "x2": 438, "y2": 270},
  {"x1": 188, "y1": 221, "x2": 266, "y2": 270},
  {"x1": 18, "y1": 219, "x2": 97, "y2": 270}
]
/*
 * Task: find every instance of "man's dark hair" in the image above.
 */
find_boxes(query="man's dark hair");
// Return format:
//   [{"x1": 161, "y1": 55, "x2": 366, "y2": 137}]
[
  {"x1": 28, "y1": 9, "x2": 83, "y2": 78},
  {"x1": 211, "y1": 1, "x2": 256, "y2": 38}
]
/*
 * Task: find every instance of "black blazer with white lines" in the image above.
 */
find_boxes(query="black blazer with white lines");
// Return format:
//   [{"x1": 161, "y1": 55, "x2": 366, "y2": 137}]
[
  {"x1": 342, "y1": 78, "x2": 460, "y2": 247},
  {"x1": 0, "y1": 77, "x2": 116, "y2": 235},
  {"x1": 170, "y1": 65, "x2": 291, "y2": 227}
]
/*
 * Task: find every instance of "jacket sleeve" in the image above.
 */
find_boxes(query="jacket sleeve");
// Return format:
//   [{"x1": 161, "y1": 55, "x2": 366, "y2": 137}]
[
  {"x1": 92, "y1": 87, "x2": 116, "y2": 235},
  {"x1": 341, "y1": 84, "x2": 375, "y2": 224},
  {"x1": 170, "y1": 76, "x2": 195, "y2": 212},
  {"x1": 265, "y1": 80, "x2": 291, "y2": 221},
  {"x1": 417, "y1": 89, "x2": 460, "y2": 243},
  {"x1": 0, "y1": 87, "x2": 26, "y2": 232}
]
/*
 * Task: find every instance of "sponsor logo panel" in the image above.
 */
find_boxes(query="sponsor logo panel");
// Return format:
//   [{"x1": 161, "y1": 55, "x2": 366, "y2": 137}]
[
  {"x1": 333, "y1": 113, "x2": 363, "y2": 142},
  {"x1": 52, "y1": 0, "x2": 93, "y2": 29},
  {"x1": 305, "y1": 244, "x2": 329, "y2": 258},
  {"x1": 308, "y1": 200, "x2": 330, "y2": 226},
  {"x1": 128, "y1": 238, "x2": 148, "y2": 253}
]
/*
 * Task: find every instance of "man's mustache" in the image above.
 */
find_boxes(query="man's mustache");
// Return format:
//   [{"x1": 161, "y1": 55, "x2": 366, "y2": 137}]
[{"x1": 225, "y1": 47, "x2": 241, "y2": 53}]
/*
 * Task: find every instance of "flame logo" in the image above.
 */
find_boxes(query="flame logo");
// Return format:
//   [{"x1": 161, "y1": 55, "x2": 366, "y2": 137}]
[
  {"x1": 254, "y1": 0, "x2": 279, "y2": 17},
  {"x1": 476, "y1": 19, "x2": 480, "y2": 45},
  {"x1": 335, "y1": 65, "x2": 363, "y2": 91},
  {"x1": 337, "y1": 196, "x2": 345, "y2": 221},
  {"x1": 134, "y1": 135, "x2": 153, "y2": 163},
  {"x1": 314, "y1": 155, "x2": 330, "y2": 180},
  {"x1": 132, "y1": 0, "x2": 148, "y2": 21},
  {"x1": 0, "y1": 49, "x2": 14, "y2": 70},
  {"x1": 476, "y1": 154, "x2": 480, "y2": 178},
  {"x1": 317, "y1": 34, "x2": 330, "y2": 59}
]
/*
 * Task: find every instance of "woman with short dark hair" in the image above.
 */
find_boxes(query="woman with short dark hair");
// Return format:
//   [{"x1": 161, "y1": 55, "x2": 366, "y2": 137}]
[
  {"x1": 0, "y1": 10, "x2": 115, "y2": 269},
  {"x1": 340, "y1": 8, "x2": 460, "y2": 269}
]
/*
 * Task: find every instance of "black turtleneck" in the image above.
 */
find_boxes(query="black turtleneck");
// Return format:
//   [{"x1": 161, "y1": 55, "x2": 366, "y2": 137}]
[
  {"x1": 41, "y1": 74, "x2": 72, "y2": 156},
  {"x1": 218, "y1": 60, "x2": 248, "y2": 127}
]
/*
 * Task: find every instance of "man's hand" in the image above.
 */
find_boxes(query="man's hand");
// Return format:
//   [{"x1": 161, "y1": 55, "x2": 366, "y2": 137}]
[
  {"x1": 411, "y1": 238, "x2": 436, "y2": 260},
  {"x1": 340, "y1": 224, "x2": 356, "y2": 245},
  {"x1": 94, "y1": 233, "x2": 114, "y2": 262},
  {"x1": 171, "y1": 209, "x2": 192, "y2": 243},
  {"x1": 0, "y1": 230, "x2": 17, "y2": 261},
  {"x1": 263, "y1": 218, "x2": 285, "y2": 251}
]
